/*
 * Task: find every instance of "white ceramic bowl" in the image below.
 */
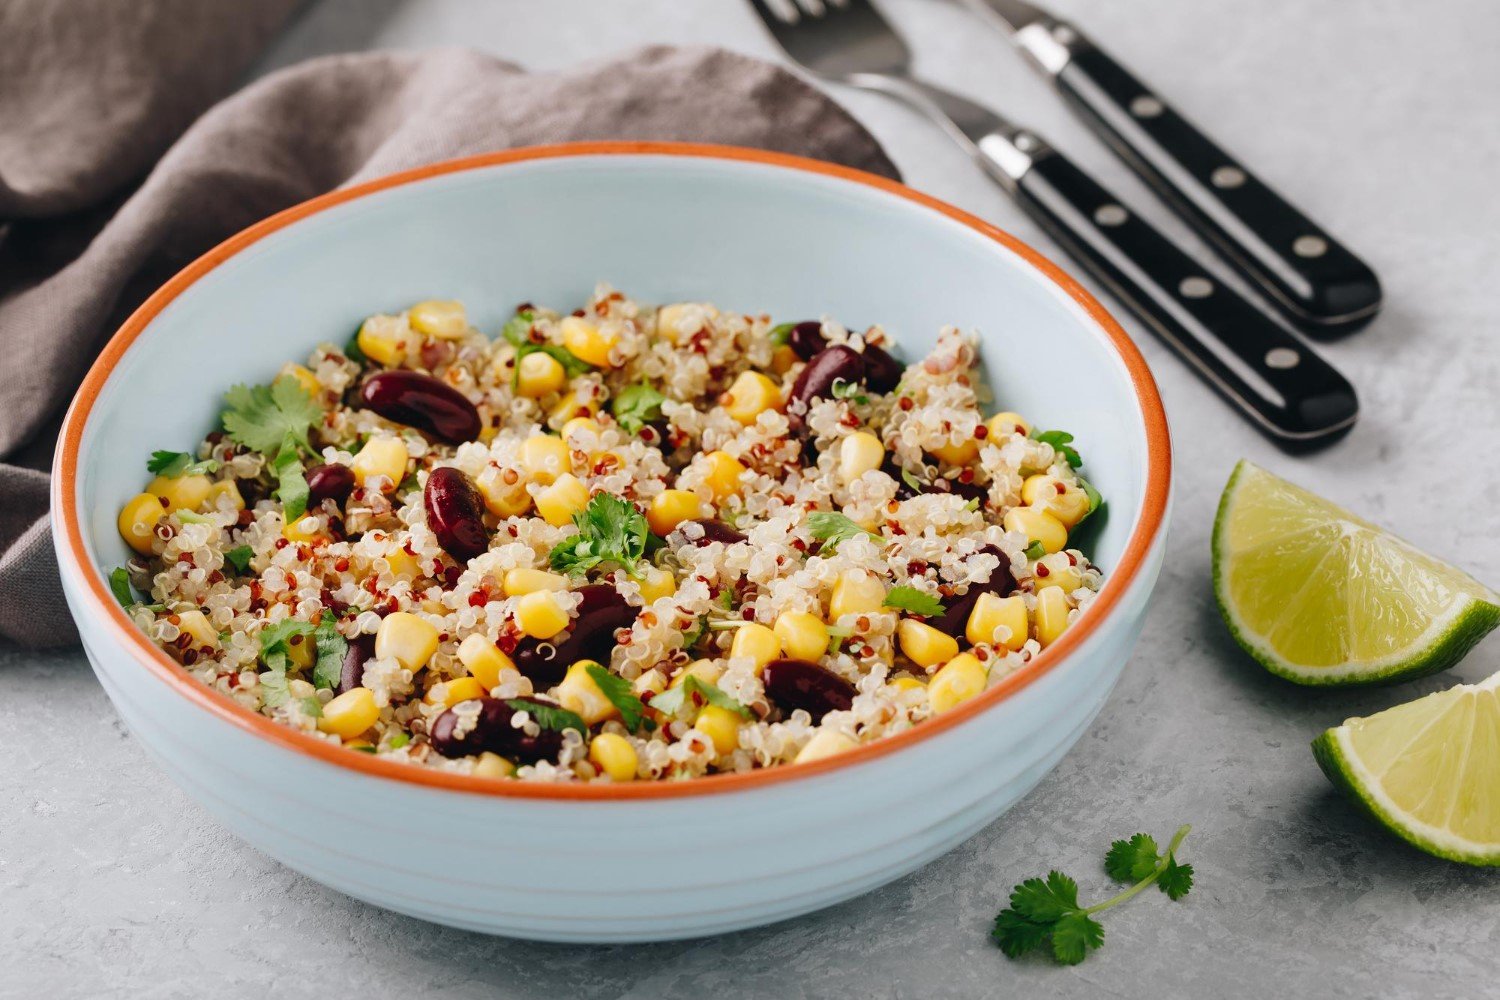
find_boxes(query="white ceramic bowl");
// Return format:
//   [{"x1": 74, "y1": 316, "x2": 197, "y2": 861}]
[{"x1": 53, "y1": 143, "x2": 1171, "y2": 942}]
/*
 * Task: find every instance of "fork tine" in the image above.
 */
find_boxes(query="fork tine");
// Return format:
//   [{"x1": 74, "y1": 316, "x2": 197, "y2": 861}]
[{"x1": 747, "y1": 0, "x2": 793, "y2": 26}]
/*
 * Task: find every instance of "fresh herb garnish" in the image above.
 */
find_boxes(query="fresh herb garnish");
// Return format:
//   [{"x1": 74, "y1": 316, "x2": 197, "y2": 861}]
[
  {"x1": 311, "y1": 614, "x2": 348, "y2": 690},
  {"x1": 883, "y1": 585, "x2": 946, "y2": 617},
  {"x1": 806, "y1": 511, "x2": 884, "y2": 554},
  {"x1": 826, "y1": 622, "x2": 854, "y2": 656},
  {"x1": 256, "y1": 612, "x2": 345, "y2": 690},
  {"x1": 258, "y1": 618, "x2": 314, "y2": 674},
  {"x1": 900, "y1": 467, "x2": 924, "y2": 493},
  {"x1": 507, "y1": 698, "x2": 587, "y2": 736},
  {"x1": 388, "y1": 732, "x2": 410, "y2": 750},
  {"x1": 611, "y1": 382, "x2": 667, "y2": 434},
  {"x1": 271, "y1": 438, "x2": 310, "y2": 521},
  {"x1": 343, "y1": 326, "x2": 366, "y2": 364},
  {"x1": 682, "y1": 615, "x2": 709, "y2": 650},
  {"x1": 1030, "y1": 428, "x2": 1082, "y2": 469},
  {"x1": 222, "y1": 376, "x2": 322, "y2": 456},
  {"x1": 584, "y1": 663, "x2": 647, "y2": 731},
  {"x1": 992, "y1": 825, "x2": 1193, "y2": 965},
  {"x1": 1024, "y1": 540, "x2": 1047, "y2": 560},
  {"x1": 548, "y1": 494, "x2": 655, "y2": 576},
  {"x1": 260, "y1": 669, "x2": 291, "y2": 708},
  {"x1": 500, "y1": 310, "x2": 536, "y2": 347},
  {"x1": 146, "y1": 450, "x2": 219, "y2": 478},
  {"x1": 768, "y1": 322, "x2": 794, "y2": 347},
  {"x1": 514, "y1": 342, "x2": 593, "y2": 385},
  {"x1": 649, "y1": 675, "x2": 751, "y2": 719},
  {"x1": 830, "y1": 378, "x2": 869, "y2": 405},
  {"x1": 300, "y1": 696, "x2": 324, "y2": 719},
  {"x1": 1076, "y1": 475, "x2": 1104, "y2": 526},
  {"x1": 224, "y1": 546, "x2": 254, "y2": 574},
  {"x1": 108, "y1": 567, "x2": 134, "y2": 607}
]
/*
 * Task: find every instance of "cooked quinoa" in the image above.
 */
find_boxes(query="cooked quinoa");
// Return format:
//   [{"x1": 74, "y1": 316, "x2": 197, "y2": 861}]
[{"x1": 111, "y1": 286, "x2": 1105, "y2": 783}]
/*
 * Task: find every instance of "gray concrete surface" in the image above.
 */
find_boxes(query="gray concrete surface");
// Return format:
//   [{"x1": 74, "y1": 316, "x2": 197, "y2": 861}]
[{"x1": 5, "y1": 1, "x2": 1499, "y2": 996}]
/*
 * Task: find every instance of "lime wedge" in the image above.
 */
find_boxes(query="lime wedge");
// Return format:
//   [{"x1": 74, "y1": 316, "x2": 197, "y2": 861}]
[
  {"x1": 1213, "y1": 460, "x2": 1500, "y2": 685},
  {"x1": 1313, "y1": 675, "x2": 1500, "y2": 865}
]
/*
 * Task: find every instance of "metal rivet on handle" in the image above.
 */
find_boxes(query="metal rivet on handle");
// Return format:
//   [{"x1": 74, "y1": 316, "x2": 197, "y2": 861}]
[
  {"x1": 1211, "y1": 166, "x2": 1246, "y2": 189},
  {"x1": 1179, "y1": 277, "x2": 1214, "y2": 299},
  {"x1": 1052, "y1": 24, "x2": 1077, "y2": 44},
  {"x1": 1130, "y1": 95, "x2": 1164, "y2": 118},
  {"x1": 1093, "y1": 204, "x2": 1128, "y2": 227},
  {"x1": 1293, "y1": 235, "x2": 1328, "y2": 258},
  {"x1": 1265, "y1": 348, "x2": 1301, "y2": 370},
  {"x1": 1015, "y1": 133, "x2": 1038, "y2": 152}
]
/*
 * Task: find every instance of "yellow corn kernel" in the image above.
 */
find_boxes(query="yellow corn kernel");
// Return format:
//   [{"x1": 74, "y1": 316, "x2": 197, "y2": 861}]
[
  {"x1": 206, "y1": 480, "x2": 245, "y2": 512},
  {"x1": 282, "y1": 513, "x2": 328, "y2": 544},
  {"x1": 146, "y1": 473, "x2": 212, "y2": 513},
  {"x1": 829, "y1": 569, "x2": 885, "y2": 621},
  {"x1": 773, "y1": 612, "x2": 828, "y2": 662},
  {"x1": 634, "y1": 669, "x2": 667, "y2": 699},
  {"x1": 175, "y1": 610, "x2": 219, "y2": 652},
  {"x1": 408, "y1": 299, "x2": 468, "y2": 339},
  {"x1": 383, "y1": 545, "x2": 420, "y2": 580},
  {"x1": 646, "y1": 489, "x2": 702, "y2": 536},
  {"x1": 285, "y1": 631, "x2": 315, "y2": 671},
  {"x1": 669, "y1": 658, "x2": 722, "y2": 690},
  {"x1": 557, "y1": 660, "x2": 618, "y2": 725},
  {"x1": 1003, "y1": 506, "x2": 1068, "y2": 554},
  {"x1": 515, "y1": 350, "x2": 567, "y2": 398},
  {"x1": 473, "y1": 751, "x2": 516, "y2": 780},
  {"x1": 589, "y1": 733, "x2": 639, "y2": 781},
  {"x1": 929, "y1": 437, "x2": 980, "y2": 466},
  {"x1": 656, "y1": 302, "x2": 716, "y2": 343},
  {"x1": 795, "y1": 729, "x2": 858, "y2": 764},
  {"x1": 695, "y1": 705, "x2": 743, "y2": 755},
  {"x1": 1034, "y1": 552, "x2": 1082, "y2": 593},
  {"x1": 966, "y1": 592, "x2": 1028, "y2": 651},
  {"x1": 118, "y1": 493, "x2": 168, "y2": 555},
  {"x1": 503, "y1": 567, "x2": 568, "y2": 596},
  {"x1": 356, "y1": 315, "x2": 408, "y2": 367},
  {"x1": 897, "y1": 618, "x2": 960, "y2": 668},
  {"x1": 457, "y1": 634, "x2": 514, "y2": 690},
  {"x1": 701, "y1": 450, "x2": 746, "y2": 502},
  {"x1": 520, "y1": 434, "x2": 571, "y2": 485},
  {"x1": 318, "y1": 687, "x2": 380, "y2": 739},
  {"x1": 729, "y1": 622, "x2": 781, "y2": 674},
  {"x1": 724, "y1": 370, "x2": 783, "y2": 425},
  {"x1": 350, "y1": 436, "x2": 409, "y2": 492},
  {"x1": 987, "y1": 411, "x2": 1031, "y2": 438},
  {"x1": 560, "y1": 416, "x2": 603, "y2": 445},
  {"x1": 535, "y1": 473, "x2": 590, "y2": 527},
  {"x1": 838, "y1": 431, "x2": 885, "y2": 484},
  {"x1": 889, "y1": 675, "x2": 926, "y2": 693},
  {"x1": 1021, "y1": 474, "x2": 1092, "y2": 528},
  {"x1": 375, "y1": 611, "x2": 439, "y2": 672},
  {"x1": 928, "y1": 653, "x2": 987, "y2": 714},
  {"x1": 547, "y1": 390, "x2": 598, "y2": 427},
  {"x1": 637, "y1": 566, "x2": 677, "y2": 604},
  {"x1": 515, "y1": 590, "x2": 569, "y2": 639},
  {"x1": 279, "y1": 363, "x2": 321, "y2": 398},
  {"x1": 425, "y1": 675, "x2": 486, "y2": 708},
  {"x1": 560, "y1": 315, "x2": 618, "y2": 367},
  {"x1": 1035, "y1": 587, "x2": 1070, "y2": 647},
  {"x1": 476, "y1": 472, "x2": 532, "y2": 518},
  {"x1": 770, "y1": 344, "x2": 799, "y2": 375}
]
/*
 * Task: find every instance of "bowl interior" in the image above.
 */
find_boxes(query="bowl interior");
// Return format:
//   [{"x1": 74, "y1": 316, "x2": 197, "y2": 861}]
[{"x1": 73, "y1": 149, "x2": 1154, "y2": 604}]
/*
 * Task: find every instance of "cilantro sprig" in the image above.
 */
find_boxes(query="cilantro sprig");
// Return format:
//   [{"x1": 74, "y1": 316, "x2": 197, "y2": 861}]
[
  {"x1": 224, "y1": 545, "x2": 255, "y2": 575},
  {"x1": 108, "y1": 567, "x2": 135, "y2": 607},
  {"x1": 806, "y1": 511, "x2": 884, "y2": 554},
  {"x1": 257, "y1": 612, "x2": 348, "y2": 691},
  {"x1": 508, "y1": 698, "x2": 587, "y2": 736},
  {"x1": 611, "y1": 382, "x2": 667, "y2": 434},
  {"x1": 549, "y1": 494, "x2": 658, "y2": 577},
  {"x1": 222, "y1": 376, "x2": 322, "y2": 456},
  {"x1": 584, "y1": 663, "x2": 647, "y2": 731},
  {"x1": 649, "y1": 675, "x2": 751, "y2": 719},
  {"x1": 146, "y1": 451, "x2": 219, "y2": 478},
  {"x1": 992, "y1": 825, "x2": 1194, "y2": 965},
  {"x1": 883, "y1": 585, "x2": 945, "y2": 617}
]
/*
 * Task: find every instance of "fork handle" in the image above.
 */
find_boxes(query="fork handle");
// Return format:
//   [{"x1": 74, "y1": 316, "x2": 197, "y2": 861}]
[
  {"x1": 1026, "y1": 25, "x2": 1381, "y2": 334},
  {"x1": 993, "y1": 141, "x2": 1358, "y2": 447}
]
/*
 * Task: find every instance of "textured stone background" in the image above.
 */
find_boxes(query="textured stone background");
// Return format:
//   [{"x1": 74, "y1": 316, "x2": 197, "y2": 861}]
[{"x1": 5, "y1": 1, "x2": 1499, "y2": 996}]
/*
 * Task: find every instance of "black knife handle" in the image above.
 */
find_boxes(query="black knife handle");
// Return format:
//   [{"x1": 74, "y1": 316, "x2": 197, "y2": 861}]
[
  {"x1": 1011, "y1": 148, "x2": 1358, "y2": 447},
  {"x1": 1043, "y1": 28, "x2": 1381, "y2": 336}
]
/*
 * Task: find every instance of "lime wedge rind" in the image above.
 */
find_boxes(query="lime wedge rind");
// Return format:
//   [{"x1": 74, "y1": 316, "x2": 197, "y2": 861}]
[{"x1": 1212, "y1": 460, "x2": 1500, "y2": 687}]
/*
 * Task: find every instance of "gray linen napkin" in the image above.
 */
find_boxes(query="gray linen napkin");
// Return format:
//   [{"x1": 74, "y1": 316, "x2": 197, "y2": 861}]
[{"x1": 0, "y1": 10, "x2": 897, "y2": 647}]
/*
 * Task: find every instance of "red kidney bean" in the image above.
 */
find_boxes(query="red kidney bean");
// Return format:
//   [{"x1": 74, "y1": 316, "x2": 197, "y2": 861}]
[
  {"x1": 787, "y1": 345, "x2": 865, "y2": 433},
  {"x1": 511, "y1": 584, "x2": 637, "y2": 686},
  {"x1": 337, "y1": 633, "x2": 376, "y2": 694},
  {"x1": 305, "y1": 463, "x2": 356, "y2": 505},
  {"x1": 763, "y1": 659, "x2": 857, "y2": 720},
  {"x1": 430, "y1": 696, "x2": 564, "y2": 763},
  {"x1": 358, "y1": 370, "x2": 481, "y2": 444},
  {"x1": 687, "y1": 518, "x2": 746, "y2": 545},
  {"x1": 423, "y1": 467, "x2": 490, "y2": 562},
  {"x1": 927, "y1": 545, "x2": 1016, "y2": 638},
  {"x1": 862, "y1": 343, "x2": 904, "y2": 394},
  {"x1": 785, "y1": 321, "x2": 829, "y2": 360}
]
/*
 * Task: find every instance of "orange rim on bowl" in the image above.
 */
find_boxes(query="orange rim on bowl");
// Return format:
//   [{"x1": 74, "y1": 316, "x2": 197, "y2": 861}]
[{"x1": 52, "y1": 142, "x2": 1171, "y2": 800}]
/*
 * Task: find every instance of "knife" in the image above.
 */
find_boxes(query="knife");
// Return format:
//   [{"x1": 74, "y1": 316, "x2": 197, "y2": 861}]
[{"x1": 958, "y1": 0, "x2": 1383, "y2": 336}]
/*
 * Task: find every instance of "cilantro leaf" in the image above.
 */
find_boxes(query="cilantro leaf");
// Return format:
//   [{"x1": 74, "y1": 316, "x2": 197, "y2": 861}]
[
  {"x1": 108, "y1": 567, "x2": 134, "y2": 607},
  {"x1": 514, "y1": 342, "x2": 592, "y2": 386},
  {"x1": 271, "y1": 438, "x2": 309, "y2": 521},
  {"x1": 1011, "y1": 871, "x2": 1081, "y2": 924},
  {"x1": 883, "y1": 585, "x2": 945, "y2": 617},
  {"x1": 991, "y1": 909, "x2": 1052, "y2": 959},
  {"x1": 1030, "y1": 428, "x2": 1082, "y2": 468},
  {"x1": 1159, "y1": 856, "x2": 1195, "y2": 901},
  {"x1": 388, "y1": 732, "x2": 410, "y2": 749},
  {"x1": 507, "y1": 698, "x2": 587, "y2": 736},
  {"x1": 1105, "y1": 833, "x2": 1161, "y2": 883},
  {"x1": 260, "y1": 669, "x2": 291, "y2": 708},
  {"x1": 1050, "y1": 912, "x2": 1105, "y2": 965},
  {"x1": 900, "y1": 467, "x2": 924, "y2": 493},
  {"x1": 222, "y1": 375, "x2": 323, "y2": 457},
  {"x1": 500, "y1": 310, "x2": 536, "y2": 347},
  {"x1": 146, "y1": 450, "x2": 219, "y2": 477},
  {"x1": 767, "y1": 322, "x2": 795, "y2": 347},
  {"x1": 548, "y1": 494, "x2": 653, "y2": 576},
  {"x1": 224, "y1": 545, "x2": 255, "y2": 574},
  {"x1": 300, "y1": 696, "x2": 324, "y2": 719},
  {"x1": 682, "y1": 615, "x2": 708, "y2": 651},
  {"x1": 343, "y1": 326, "x2": 366, "y2": 365},
  {"x1": 585, "y1": 663, "x2": 646, "y2": 731},
  {"x1": 806, "y1": 511, "x2": 883, "y2": 554},
  {"x1": 830, "y1": 378, "x2": 869, "y2": 405},
  {"x1": 1024, "y1": 540, "x2": 1047, "y2": 560},
  {"x1": 258, "y1": 618, "x2": 317, "y2": 674},
  {"x1": 611, "y1": 382, "x2": 667, "y2": 434},
  {"x1": 312, "y1": 614, "x2": 348, "y2": 691},
  {"x1": 648, "y1": 675, "x2": 751, "y2": 720}
]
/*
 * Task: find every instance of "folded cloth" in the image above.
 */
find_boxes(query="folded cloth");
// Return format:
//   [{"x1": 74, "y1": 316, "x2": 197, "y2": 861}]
[{"x1": 0, "y1": 10, "x2": 898, "y2": 647}]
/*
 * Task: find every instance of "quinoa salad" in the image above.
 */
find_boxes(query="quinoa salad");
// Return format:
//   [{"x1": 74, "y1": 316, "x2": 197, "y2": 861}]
[{"x1": 110, "y1": 287, "x2": 1106, "y2": 783}]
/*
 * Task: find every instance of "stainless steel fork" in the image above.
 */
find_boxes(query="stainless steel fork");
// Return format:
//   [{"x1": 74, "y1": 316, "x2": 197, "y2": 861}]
[{"x1": 747, "y1": 0, "x2": 1358, "y2": 449}]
